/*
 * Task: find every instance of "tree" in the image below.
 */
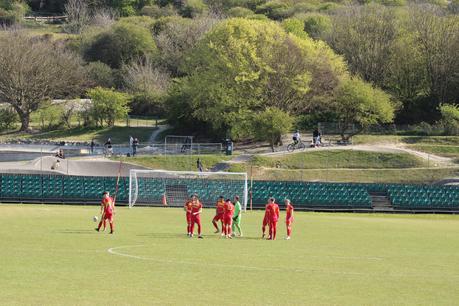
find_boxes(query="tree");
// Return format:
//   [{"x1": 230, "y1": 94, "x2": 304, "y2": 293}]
[
  {"x1": 64, "y1": 0, "x2": 90, "y2": 34},
  {"x1": 409, "y1": 5, "x2": 459, "y2": 104},
  {"x1": 172, "y1": 18, "x2": 346, "y2": 139},
  {"x1": 329, "y1": 4, "x2": 398, "y2": 88},
  {"x1": 84, "y1": 23, "x2": 157, "y2": 69},
  {"x1": 254, "y1": 107, "x2": 293, "y2": 151},
  {"x1": 0, "y1": 31, "x2": 86, "y2": 131},
  {"x1": 332, "y1": 77, "x2": 395, "y2": 140},
  {"x1": 153, "y1": 16, "x2": 219, "y2": 76},
  {"x1": 87, "y1": 87, "x2": 130, "y2": 127},
  {"x1": 123, "y1": 58, "x2": 170, "y2": 95}
]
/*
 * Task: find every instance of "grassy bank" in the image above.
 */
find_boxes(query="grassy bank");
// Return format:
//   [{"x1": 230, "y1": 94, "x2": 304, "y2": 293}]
[
  {"x1": 0, "y1": 126, "x2": 155, "y2": 144},
  {"x1": 251, "y1": 150, "x2": 426, "y2": 169},
  {"x1": 115, "y1": 154, "x2": 230, "y2": 171}
]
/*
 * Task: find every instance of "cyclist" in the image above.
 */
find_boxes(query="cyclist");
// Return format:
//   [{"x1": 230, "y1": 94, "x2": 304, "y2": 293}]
[{"x1": 292, "y1": 130, "x2": 301, "y2": 146}]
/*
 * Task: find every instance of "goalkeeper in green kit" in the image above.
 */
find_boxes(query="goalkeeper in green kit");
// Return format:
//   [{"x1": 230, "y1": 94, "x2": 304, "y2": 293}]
[{"x1": 232, "y1": 195, "x2": 243, "y2": 237}]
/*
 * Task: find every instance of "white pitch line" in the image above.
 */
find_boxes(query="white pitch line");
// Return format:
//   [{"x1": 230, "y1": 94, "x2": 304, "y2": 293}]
[{"x1": 107, "y1": 245, "x2": 367, "y2": 276}]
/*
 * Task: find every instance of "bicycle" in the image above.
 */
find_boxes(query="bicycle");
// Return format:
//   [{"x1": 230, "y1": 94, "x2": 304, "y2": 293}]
[{"x1": 287, "y1": 140, "x2": 306, "y2": 152}]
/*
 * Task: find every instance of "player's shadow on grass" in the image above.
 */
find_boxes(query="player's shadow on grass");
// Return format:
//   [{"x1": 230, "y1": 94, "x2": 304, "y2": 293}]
[
  {"x1": 57, "y1": 229, "x2": 98, "y2": 234},
  {"x1": 137, "y1": 233, "x2": 192, "y2": 239},
  {"x1": 137, "y1": 233, "x2": 261, "y2": 240}
]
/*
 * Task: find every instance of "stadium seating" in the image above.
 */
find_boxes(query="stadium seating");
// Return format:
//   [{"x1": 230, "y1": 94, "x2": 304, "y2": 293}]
[
  {"x1": 42, "y1": 175, "x2": 63, "y2": 199},
  {"x1": 1, "y1": 175, "x2": 22, "y2": 198},
  {"x1": 251, "y1": 181, "x2": 372, "y2": 209},
  {"x1": 0, "y1": 173, "x2": 458, "y2": 210},
  {"x1": 388, "y1": 184, "x2": 459, "y2": 210},
  {"x1": 21, "y1": 175, "x2": 43, "y2": 199}
]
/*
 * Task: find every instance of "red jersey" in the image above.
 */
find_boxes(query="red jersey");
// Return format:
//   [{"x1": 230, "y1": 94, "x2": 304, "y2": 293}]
[
  {"x1": 102, "y1": 196, "x2": 114, "y2": 215},
  {"x1": 223, "y1": 201, "x2": 234, "y2": 217},
  {"x1": 184, "y1": 201, "x2": 192, "y2": 214},
  {"x1": 263, "y1": 204, "x2": 270, "y2": 220},
  {"x1": 216, "y1": 200, "x2": 225, "y2": 215},
  {"x1": 286, "y1": 203, "x2": 294, "y2": 221},
  {"x1": 191, "y1": 200, "x2": 202, "y2": 214},
  {"x1": 267, "y1": 203, "x2": 280, "y2": 221}
]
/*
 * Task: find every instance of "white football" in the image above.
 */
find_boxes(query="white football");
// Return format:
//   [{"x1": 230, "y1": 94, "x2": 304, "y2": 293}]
[{"x1": 93, "y1": 216, "x2": 98, "y2": 222}]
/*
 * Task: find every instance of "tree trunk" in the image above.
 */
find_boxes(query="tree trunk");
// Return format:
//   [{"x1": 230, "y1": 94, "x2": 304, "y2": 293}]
[{"x1": 19, "y1": 112, "x2": 31, "y2": 132}]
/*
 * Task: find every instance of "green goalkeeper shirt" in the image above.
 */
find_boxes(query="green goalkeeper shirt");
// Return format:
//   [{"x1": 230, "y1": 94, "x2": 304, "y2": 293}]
[{"x1": 234, "y1": 201, "x2": 242, "y2": 218}]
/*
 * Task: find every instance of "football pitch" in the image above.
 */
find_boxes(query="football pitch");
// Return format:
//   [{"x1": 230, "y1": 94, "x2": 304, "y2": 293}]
[{"x1": 0, "y1": 205, "x2": 458, "y2": 305}]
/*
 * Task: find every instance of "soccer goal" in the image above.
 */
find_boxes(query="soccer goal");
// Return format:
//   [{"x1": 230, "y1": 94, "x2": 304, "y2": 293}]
[
  {"x1": 164, "y1": 135, "x2": 193, "y2": 155},
  {"x1": 129, "y1": 169, "x2": 248, "y2": 210}
]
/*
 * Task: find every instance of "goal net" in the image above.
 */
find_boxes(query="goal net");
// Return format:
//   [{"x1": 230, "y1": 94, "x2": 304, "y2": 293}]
[
  {"x1": 129, "y1": 170, "x2": 248, "y2": 210},
  {"x1": 164, "y1": 135, "x2": 193, "y2": 155}
]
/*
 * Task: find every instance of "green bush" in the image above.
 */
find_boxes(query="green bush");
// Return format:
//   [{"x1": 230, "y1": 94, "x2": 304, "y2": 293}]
[
  {"x1": 439, "y1": 104, "x2": 459, "y2": 135},
  {"x1": 87, "y1": 87, "x2": 131, "y2": 127},
  {"x1": 180, "y1": 0, "x2": 207, "y2": 18},
  {"x1": 86, "y1": 61, "x2": 115, "y2": 88},
  {"x1": 130, "y1": 93, "x2": 166, "y2": 116},
  {"x1": 35, "y1": 103, "x2": 64, "y2": 131},
  {"x1": 281, "y1": 18, "x2": 308, "y2": 39},
  {"x1": 254, "y1": 107, "x2": 293, "y2": 151},
  {"x1": 255, "y1": 1, "x2": 293, "y2": 20},
  {"x1": 0, "y1": 8, "x2": 15, "y2": 26},
  {"x1": 227, "y1": 6, "x2": 254, "y2": 17},
  {"x1": 0, "y1": 107, "x2": 18, "y2": 131},
  {"x1": 83, "y1": 23, "x2": 157, "y2": 69},
  {"x1": 140, "y1": 4, "x2": 176, "y2": 17},
  {"x1": 301, "y1": 13, "x2": 331, "y2": 39}
]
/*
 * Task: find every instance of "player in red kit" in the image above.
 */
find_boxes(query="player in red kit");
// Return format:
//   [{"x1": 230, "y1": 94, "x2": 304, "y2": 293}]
[
  {"x1": 267, "y1": 198, "x2": 280, "y2": 240},
  {"x1": 285, "y1": 199, "x2": 294, "y2": 240},
  {"x1": 190, "y1": 194, "x2": 203, "y2": 239},
  {"x1": 96, "y1": 191, "x2": 115, "y2": 234},
  {"x1": 223, "y1": 199, "x2": 234, "y2": 239},
  {"x1": 262, "y1": 198, "x2": 273, "y2": 239},
  {"x1": 212, "y1": 195, "x2": 225, "y2": 234},
  {"x1": 184, "y1": 197, "x2": 193, "y2": 236}
]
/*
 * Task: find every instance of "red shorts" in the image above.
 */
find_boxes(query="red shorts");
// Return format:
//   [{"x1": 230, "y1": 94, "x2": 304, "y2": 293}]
[
  {"x1": 286, "y1": 218, "x2": 293, "y2": 226},
  {"x1": 262, "y1": 217, "x2": 269, "y2": 227},
  {"x1": 104, "y1": 213, "x2": 113, "y2": 222},
  {"x1": 269, "y1": 218, "x2": 278, "y2": 225},
  {"x1": 213, "y1": 213, "x2": 224, "y2": 222},
  {"x1": 223, "y1": 215, "x2": 233, "y2": 225},
  {"x1": 191, "y1": 214, "x2": 201, "y2": 223},
  {"x1": 186, "y1": 213, "x2": 192, "y2": 223}
]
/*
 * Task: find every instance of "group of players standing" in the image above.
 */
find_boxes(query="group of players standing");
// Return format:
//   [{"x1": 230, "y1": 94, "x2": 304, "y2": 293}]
[
  {"x1": 184, "y1": 194, "x2": 242, "y2": 239},
  {"x1": 94, "y1": 191, "x2": 294, "y2": 240},
  {"x1": 184, "y1": 194, "x2": 294, "y2": 240}
]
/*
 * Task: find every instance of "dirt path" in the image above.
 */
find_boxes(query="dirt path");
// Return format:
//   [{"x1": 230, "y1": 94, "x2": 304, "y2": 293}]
[{"x1": 149, "y1": 125, "x2": 170, "y2": 143}]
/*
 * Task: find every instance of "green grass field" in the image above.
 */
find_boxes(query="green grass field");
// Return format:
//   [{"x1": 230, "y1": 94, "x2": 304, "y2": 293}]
[{"x1": 1, "y1": 204, "x2": 458, "y2": 305}]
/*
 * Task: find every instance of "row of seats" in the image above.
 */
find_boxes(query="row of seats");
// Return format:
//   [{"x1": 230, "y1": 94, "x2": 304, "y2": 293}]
[
  {"x1": 388, "y1": 185, "x2": 459, "y2": 209},
  {"x1": 0, "y1": 174, "x2": 128, "y2": 201}
]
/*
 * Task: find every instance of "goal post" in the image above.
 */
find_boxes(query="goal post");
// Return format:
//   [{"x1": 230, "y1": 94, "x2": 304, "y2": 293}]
[{"x1": 129, "y1": 169, "x2": 248, "y2": 210}]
